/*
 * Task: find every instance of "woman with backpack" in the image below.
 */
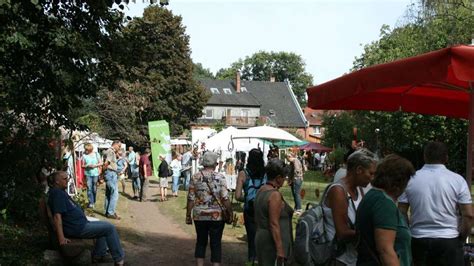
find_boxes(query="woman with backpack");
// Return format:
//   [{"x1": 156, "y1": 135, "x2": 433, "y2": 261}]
[
  {"x1": 254, "y1": 159, "x2": 292, "y2": 266},
  {"x1": 235, "y1": 148, "x2": 266, "y2": 264},
  {"x1": 323, "y1": 148, "x2": 377, "y2": 265}
]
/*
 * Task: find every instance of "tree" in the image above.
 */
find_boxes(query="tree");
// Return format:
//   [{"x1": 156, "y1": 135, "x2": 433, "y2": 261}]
[
  {"x1": 216, "y1": 51, "x2": 313, "y2": 104},
  {"x1": 1, "y1": 1, "x2": 123, "y2": 130},
  {"x1": 347, "y1": 0, "x2": 473, "y2": 173},
  {"x1": 321, "y1": 111, "x2": 356, "y2": 150},
  {"x1": 193, "y1": 62, "x2": 214, "y2": 79},
  {"x1": 0, "y1": 0, "x2": 124, "y2": 223},
  {"x1": 74, "y1": 6, "x2": 210, "y2": 144}
]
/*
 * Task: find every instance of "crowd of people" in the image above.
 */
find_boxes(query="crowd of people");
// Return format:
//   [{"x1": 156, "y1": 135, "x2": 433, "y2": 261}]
[
  {"x1": 222, "y1": 141, "x2": 472, "y2": 266},
  {"x1": 44, "y1": 141, "x2": 197, "y2": 265},
  {"x1": 44, "y1": 139, "x2": 473, "y2": 266}
]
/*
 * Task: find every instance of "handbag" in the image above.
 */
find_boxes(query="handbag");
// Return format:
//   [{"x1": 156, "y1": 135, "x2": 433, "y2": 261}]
[{"x1": 202, "y1": 171, "x2": 233, "y2": 224}]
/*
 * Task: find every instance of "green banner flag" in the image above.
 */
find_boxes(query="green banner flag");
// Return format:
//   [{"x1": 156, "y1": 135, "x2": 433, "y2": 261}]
[{"x1": 148, "y1": 120, "x2": 171, "y2": 177}]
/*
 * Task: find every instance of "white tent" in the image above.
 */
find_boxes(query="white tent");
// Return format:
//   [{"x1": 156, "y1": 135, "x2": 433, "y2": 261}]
[
  {"x1": 232, "y1": 125, "x2": 302, "y2": 142},
  {"x1": 191, "y1": 128, "x2": 217, "y2": 149},
  {"x1": 69, "y1": 131, "x2": 115, "y2": 152},
  {"x1": 204, "y1": 127, "x2": 239, "y2": 152},
  {"x1": 204, "y1": 126, "x2": 270, "y2": 161},
  {"x1": 170, "y1": 138, "x2": 191, "y2": 145}
]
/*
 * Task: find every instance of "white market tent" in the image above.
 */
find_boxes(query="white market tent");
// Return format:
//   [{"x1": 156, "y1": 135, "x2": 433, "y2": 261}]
[
  {"x1": 170, "y1": 138, "x2": 191, "y2": 145},
  {"x1": 204, "y1": 126, "x2": 240, "y2": 154},
  {"x1": 204, "y1": 127, "x2": 270, "y2": 161},
  {"x1": 232, "y1": 125, "x2": 302, "y2": 142},
  {"x1": 74, "y1": 132, "x2": 114, "y2": 152}
]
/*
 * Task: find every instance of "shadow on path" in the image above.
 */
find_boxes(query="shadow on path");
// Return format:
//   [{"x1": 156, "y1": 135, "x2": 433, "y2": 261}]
[{"x1": 113, "y1": 179, "x2": 246, "y2": 266}]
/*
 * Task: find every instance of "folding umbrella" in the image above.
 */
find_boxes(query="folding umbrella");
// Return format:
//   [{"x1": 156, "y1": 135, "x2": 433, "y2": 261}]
[
  {"x1": 306, "y1": 45, "x2": 474, "y2": 185},
  {"x1": 299, "y1": 142, "x2": 332, "y2": 153}
]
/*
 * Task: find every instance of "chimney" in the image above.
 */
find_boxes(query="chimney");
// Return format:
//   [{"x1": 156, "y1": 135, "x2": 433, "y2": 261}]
[
  {"x1": 236, "y1": 71, "x2": 241, "y2": 93},
  {"x1": 270, "y1": 76, "x2": 275, "y2": 82}
]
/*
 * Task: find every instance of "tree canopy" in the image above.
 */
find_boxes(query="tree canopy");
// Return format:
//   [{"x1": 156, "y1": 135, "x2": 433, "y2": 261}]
[
  {"x1": 0, "y1": 0, "x2": 124, "y2": 223},
  {"x1": 1, "y1": 1, "x2": 123, "y2": 130},
  {"x1": 322, "y1": 0, "x2": 472, "y2": 173},
  {"x1": 216, "y1": 51, "x2": 313, "y2": 104},
  {"x1": 193, "y1": 62, "x2": 214, "y2": 79},
  {"x1": 0, "y1": 2, "x2": 208, "y2": 224},
  {"x1": 72, "y1": 6, "x2": 210, "y2": 145}
]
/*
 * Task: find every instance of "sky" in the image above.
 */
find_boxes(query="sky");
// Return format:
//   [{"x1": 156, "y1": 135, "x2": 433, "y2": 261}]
[{"x1": 124, "y1": 0, "x2": 413, "y2": 85}]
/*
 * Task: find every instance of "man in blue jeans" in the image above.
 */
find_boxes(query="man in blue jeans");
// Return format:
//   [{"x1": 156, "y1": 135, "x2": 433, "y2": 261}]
[
  {"x1": 287, "y1": 153, "x2": 303, "y2": 215},
  {"x1": 47, "y1": 171, "x2": 125, "y2": 265},
  {"x1": 181, "y1": 147, "x2": 194, "y2": 190},
  {"x1": 103, "y1": 140, "x2": 121, "y2": 219}
]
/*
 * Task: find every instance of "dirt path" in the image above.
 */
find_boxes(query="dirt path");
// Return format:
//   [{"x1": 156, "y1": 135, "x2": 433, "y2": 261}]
[{"x1": 112, "y1": 181, "x2": 246, "y2": 266}]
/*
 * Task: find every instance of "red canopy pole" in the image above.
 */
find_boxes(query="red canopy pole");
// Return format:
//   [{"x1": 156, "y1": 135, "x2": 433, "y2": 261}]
[{"x1": 467, "y1": 82, "x2": 474, "y2": 189}]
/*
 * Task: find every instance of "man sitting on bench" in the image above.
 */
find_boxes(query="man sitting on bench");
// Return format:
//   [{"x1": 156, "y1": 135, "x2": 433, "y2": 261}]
[{"x1": 47, "y1": 171, "x2": 125, "y2": 265}]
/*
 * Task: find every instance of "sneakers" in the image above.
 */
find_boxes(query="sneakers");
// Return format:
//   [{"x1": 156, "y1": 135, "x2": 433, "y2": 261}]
[{"x1": 294, "y1": 209, "x2": 303, "y2": 216}]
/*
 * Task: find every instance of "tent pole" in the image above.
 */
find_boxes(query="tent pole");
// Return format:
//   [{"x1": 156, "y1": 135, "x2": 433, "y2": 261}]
[{"x1": 467, "y1": 81, "x2": 474, "y2": 190}]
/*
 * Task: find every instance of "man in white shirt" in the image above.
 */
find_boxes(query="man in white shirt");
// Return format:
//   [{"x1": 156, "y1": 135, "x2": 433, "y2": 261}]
[
  {"x1": 127, "y1": 146, "x2": 136, "y2": 179},
  {"x1": 398, "y1": 141, "x2": 473, "y2": 266}
]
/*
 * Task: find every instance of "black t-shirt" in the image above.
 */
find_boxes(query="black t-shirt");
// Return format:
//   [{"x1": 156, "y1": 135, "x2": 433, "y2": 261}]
[{"x1": 158, "y1": 160, "x2": 169, "y2": 177}]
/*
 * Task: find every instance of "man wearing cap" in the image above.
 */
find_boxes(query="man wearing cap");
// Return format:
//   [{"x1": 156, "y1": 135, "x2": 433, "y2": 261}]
[{"x1": 139, "y1": 148, "x2": 152, "y2": 202}]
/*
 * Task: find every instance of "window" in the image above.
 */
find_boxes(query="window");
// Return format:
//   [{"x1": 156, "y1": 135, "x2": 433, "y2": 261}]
[
  {"x1": 241, "y1": 109, "x2": 249, "y2": 117},
  {"x1": 314, "y1": 126, "x2": 321, "y2": 135},
  {"x1": 225, "y1": 108, "x2": 232, "y2": 117},
  {"x1": 205, "y1": 109, "x2": 213, "y2": 118},
  {"x1": 241, "y1": 87, "x2": 248, "y2": 92},
  {"x1": 223, "y1": 88, "x2": 232, "y2": 94},
  {"x1": 210, "y1": 88, "x2": 219, "y2": 94}
]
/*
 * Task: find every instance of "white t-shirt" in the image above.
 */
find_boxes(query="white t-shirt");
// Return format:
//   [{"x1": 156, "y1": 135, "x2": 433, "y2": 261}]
[
  {"x1": 398, "y1": 164, "x2": 472, "y2": 238},
  {"x1": 170, "y1": 159, "x2": 182, "y2": 176}
]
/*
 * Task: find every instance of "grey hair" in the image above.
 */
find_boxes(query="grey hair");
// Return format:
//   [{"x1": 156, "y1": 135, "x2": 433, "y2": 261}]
[{"x1": 347, "y1": 148, "x2": 377, "y2": 172}]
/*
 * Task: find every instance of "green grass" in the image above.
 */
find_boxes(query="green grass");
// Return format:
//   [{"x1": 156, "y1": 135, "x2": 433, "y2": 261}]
[{"x1": 280, "y1": 170, "x2": 329, "y2": 207}]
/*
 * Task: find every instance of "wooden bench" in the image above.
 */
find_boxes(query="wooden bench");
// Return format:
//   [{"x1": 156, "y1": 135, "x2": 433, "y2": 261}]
[{"x1": 39, "y1": 196, "x2": 93, "y2": 265}]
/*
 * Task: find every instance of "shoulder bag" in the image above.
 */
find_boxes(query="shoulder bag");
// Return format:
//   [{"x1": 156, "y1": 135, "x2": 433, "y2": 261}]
[{"x1": 201, "y1": 171, "x2": 233, "y2": 224}]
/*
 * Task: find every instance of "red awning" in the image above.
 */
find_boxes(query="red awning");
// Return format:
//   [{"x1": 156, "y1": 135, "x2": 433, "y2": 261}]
[
  {"x1": 306, "y1": 45, "x2": 474, "y2": 186},
  {"x1": 299, "y1": 142, "x2": 332, "y2": 152},
  {"x1": 307, "y1": 45, "x2": 474, "y2": 119}
]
